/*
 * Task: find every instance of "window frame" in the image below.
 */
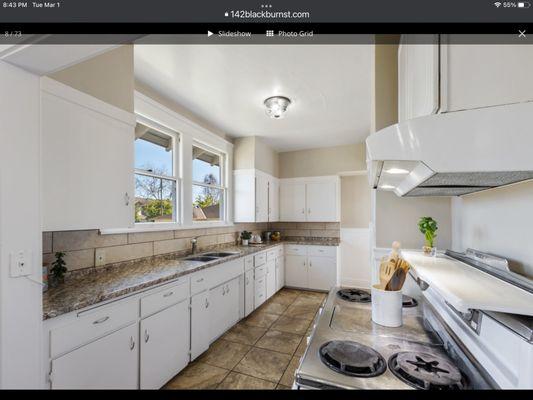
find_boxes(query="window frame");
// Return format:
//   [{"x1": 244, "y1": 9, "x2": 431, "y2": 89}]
[
  {"x1": 134, "y1": 116, "x2": 181, "y2": 225},
  {"x1": 191, "y1": 141, "x2": 227, "y2": 223}
]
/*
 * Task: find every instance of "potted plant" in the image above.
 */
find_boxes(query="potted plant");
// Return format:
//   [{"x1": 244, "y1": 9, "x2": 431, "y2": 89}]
[
  {"x1": 49, "y1": 251, "x2": 68, "y2": 287},
  {"x1": 418, "y1": 216, "x2": 438, "y2": 256},
  {"x1": 240, "y1": 231, "x2": 252, "y2": 246}
]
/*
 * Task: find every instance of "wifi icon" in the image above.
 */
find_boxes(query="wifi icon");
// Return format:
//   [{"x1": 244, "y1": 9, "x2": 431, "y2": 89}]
[{"x1": 494, "y1": 1, "x2": 502, "y2": 7}]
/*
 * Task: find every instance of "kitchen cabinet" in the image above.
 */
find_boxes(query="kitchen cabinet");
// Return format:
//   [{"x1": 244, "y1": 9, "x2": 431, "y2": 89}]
[
  {"x1": 279, "y1": 177, "x2": 339, "y2": 222},
  {"x1": 266, "y1": 260, "x2": 276, "y2": 299},
  {"x1": 285, "y1": 245, "x2": 338, "y2": 291},
  {"x1": 209, "y1": 278, "x2": 240, "y2": 341},
  {"x1": 285, "y1": 255, "x2": 308, "y2": 288},
  {"x1": 244, "y1": 269, "x2": 254, "y2": 317},
  {"x1": 307, "y1": 256, "x2": 337, "y2": 291},
  {"x1": 275, "y1": 256, "x2": 285, "y2": 291},
  {"x1": 398, "y1": 35, "x2": 533, "y2": 122},
  {"x1": 41, "y1": 77, "x2": 135, "y2": 231},
  {"x1": 50, "y1": 323, "x2": 138, "y2": 389},
  {"x1": 140, "y1": 300, "x2": 190, "y2": 389},
  {"x1": 234, "y1": 169, "x2": 279, "y2": 223},
  {"x1": 190, "y1": 290, "x2": 211, "y2": 361}
]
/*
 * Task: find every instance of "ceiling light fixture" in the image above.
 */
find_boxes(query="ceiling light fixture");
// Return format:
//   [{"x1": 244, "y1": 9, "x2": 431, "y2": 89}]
[
  {"x1": 385, "y1": 168, "x2": 409, "y2": 175},
  {"x1": 264, "y1": 96, "x2": 291, "y2": 119}
]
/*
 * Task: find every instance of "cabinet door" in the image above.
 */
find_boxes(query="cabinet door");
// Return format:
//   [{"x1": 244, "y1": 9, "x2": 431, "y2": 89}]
[
  {"x1": 268, "y1": 178, "x2": 279, "y2": 222},
  {"x1": 51, "y1": 323, "x2": 138, "y2": 389},
  {"x1": 308, "y1": 256, "x2": 337, "y2": 291},
  {"x1": 140, "y1": 300, "x2": 190, "y2": 389},
  {"x1": 255, "y1": 174, "x2": 269, "y2": 222},
  {"x1": 306, "y1": 181, "x2": 337, "y2": 222},
  {"x1": 276, "y1": 256, "x2": 285, "y2": 291},
  {"x1": 244, "y1": 270, "x2": 254, "y2": 317},
  {"x1": 280, "y1": 182, "x2": 306, "y2": 221},
  {"x1": 285, "y1": 255, "x2": 308, "y2": 288},
  {"x1": 265, "y1": 260, "x2": 276, "y2": 299},
  {"x1": 209, "y1": 278, "x2": 240, "y2": 341},
  {"x1": 191, "y1": 291, "x2": 211, "y2": 361}
]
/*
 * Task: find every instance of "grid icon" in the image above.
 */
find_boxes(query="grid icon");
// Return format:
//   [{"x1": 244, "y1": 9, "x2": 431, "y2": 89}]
[{"x1": 266, "y1": 30, "x2": 274, "y2": 37}]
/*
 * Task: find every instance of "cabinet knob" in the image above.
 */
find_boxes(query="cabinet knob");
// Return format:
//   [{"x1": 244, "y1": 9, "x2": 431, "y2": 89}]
[
  {"x1": 308, "y1": 208, "x2": 311, "y2": 214},
  {"x1": 301, "y1": 208, "x2": 305, "y2": 214},
  {"x1": 124, "y1": 192, "x2": 130, "y2": 206},
  {"x1": 130, "y1": 336, "x2": 135, "y2": 350},
  {"x1": 144, "y1": 329, "x2": 150, "y2": 343},
  {"x1": 205, "y1": 299, "x2": 209, "y2": 308}
]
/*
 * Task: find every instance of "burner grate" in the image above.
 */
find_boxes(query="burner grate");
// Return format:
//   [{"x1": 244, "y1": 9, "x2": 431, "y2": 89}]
[
  {"x1": 402, "y1": 295, "x2": 418, "y2": 308},
  {"x1": 319, "y1": 340, "x2": 386, "y2": 378},
  {"x1": 388, "y1": 351, "x2": 466, "y2": 390},
  {"x1": 337, "y1": 288, "x2": 371, "y2": 303}
]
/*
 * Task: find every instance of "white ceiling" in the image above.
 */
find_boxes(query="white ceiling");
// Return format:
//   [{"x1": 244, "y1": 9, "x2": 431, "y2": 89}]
[{"x1": 134, "y1": 45, "x2": 373, "y2": 151}]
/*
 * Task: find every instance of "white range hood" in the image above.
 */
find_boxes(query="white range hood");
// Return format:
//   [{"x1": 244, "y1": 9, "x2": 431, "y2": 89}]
[{"x1": 366, "y1": 102, "x2": 533, "y2": 196}]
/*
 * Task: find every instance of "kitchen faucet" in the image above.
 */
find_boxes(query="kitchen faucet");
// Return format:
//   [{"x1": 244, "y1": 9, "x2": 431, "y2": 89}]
[{"x1": 191, "y1": 237, "x2": 199, "y2": 254}]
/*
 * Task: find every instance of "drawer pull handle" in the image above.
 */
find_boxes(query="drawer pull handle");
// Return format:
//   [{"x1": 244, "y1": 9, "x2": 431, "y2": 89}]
[
  {"x1": 205, "y1": 299, "x2": 209, "y2": 308},
  {"x1": 144, "y1": 329, "x2": 150, "y2": 343},
  {"x1": 163, "y1": 291, "x2": 174, "y2": 298},
  {"x1": 130, "y1": 336, "x2": 135, "y2": 350},
  {"x1": 196, "y1": 278, "x2": 204, "y2": 283},
  {"x1": 93, "y1": 316, "x2": 109, "y2": 325}
]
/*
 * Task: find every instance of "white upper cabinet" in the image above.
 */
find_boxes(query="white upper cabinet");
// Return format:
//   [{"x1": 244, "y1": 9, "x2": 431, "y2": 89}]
[
  {"x1": 233, "y1": 169, "x2": 279, "y2": 223},
  {"x1": 399, "y1": 35, "x2": 533, "y2": 122},
  {"x1": 41, "y1": 77, "x2": 136, "y2": 231},
  {"x1": 279, "y1": 176, "x2": 340, "y2": 222}
]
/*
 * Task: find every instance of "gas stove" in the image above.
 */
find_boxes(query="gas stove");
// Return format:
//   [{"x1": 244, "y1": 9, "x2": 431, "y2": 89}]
[{"x1": 295, "y1": 284, "x2": 490, "y2": 390}]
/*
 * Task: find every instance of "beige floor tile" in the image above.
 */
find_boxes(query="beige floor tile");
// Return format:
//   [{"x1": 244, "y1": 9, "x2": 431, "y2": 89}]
[
  {"x1": 164, "y1": 362, "x2": 229, "y2": 389},
  {"x1": 243, "y1": 310, "x2": 280, "y2": 328},
  {"x1": 196, "y1": 339, "x2": 251, "y2": 369},
  {"x1": 276, "y1": 384, "x2": 292, "y2": 390},
  {"x1": 222, "y1": 323, "x2": 267, "y2": 345},
  {"x1": 234, "y1": 347, "x2": 291, "y2": 383},
  {"x1": 270, "y1": 290, "x2": 300, "y2": 305},
  {"x1": 279, "y1": 355, "x2": 302, "y2": 387},
  {"x1": 255, "y1": 329, "x2": 303, "y2": 354},
  {"x1": 292, "y1": 296, "x2": 324, "y2": 307},
  {"x1": 259, "y1": 300, "x2": 290, "y2": 315},
  {"x1": 271, "y1": 315, "x2": 311, "y2": 335},
  {"x1": 217, "y1": 372, "x2": 277, "y2": 390},
  {"x1": 283, "y1": 303, "x2": 319, "y2": 321}
]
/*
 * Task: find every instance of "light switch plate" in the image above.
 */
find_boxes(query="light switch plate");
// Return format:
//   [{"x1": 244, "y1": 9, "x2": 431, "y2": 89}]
[
  {"x1": 10, "y1": 251, "x2": 32, "y2": 277},
  {"x1": 95, "y1": 249, "x2": 105, "y2": 267}
]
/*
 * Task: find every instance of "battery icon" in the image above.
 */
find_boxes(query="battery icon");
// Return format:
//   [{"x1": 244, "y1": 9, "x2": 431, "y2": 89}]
[{"x1": 518, "y1": 2, "x2": 531, "y2": 8}]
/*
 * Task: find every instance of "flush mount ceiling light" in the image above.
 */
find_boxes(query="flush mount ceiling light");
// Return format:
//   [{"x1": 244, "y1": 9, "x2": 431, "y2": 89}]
[
  {"x1": 264, "y1": 96, "x2": 291, "y2": 119},
  {"x1": 385, "y1": 168, "x2": 410, "y2": 175}
]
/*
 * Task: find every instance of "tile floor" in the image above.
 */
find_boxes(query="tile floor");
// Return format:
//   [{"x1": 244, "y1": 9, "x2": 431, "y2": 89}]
[{"x1": 164, "y1": 288, "x2": 326, "y2": 390}]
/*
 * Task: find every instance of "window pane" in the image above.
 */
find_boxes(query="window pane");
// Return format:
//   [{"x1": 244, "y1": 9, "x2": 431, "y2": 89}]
[
  {"x1": 135, "y1": 134, "x2": 173, "y2": 177},
  {"x1": 192, "y1": 145, "x2": 221, "y2": 185},
  {"x1": 135, "y1": 174, "x2": 175, "y2": 223},
  {"x1": 192, "y1": 184, "x2": 223, "y2": 221}
]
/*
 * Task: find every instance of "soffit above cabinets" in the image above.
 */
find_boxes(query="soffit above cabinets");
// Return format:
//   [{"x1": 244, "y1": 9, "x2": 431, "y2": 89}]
[{"x1": 134, "y1": 44, "x2": 373, "y2": 152}]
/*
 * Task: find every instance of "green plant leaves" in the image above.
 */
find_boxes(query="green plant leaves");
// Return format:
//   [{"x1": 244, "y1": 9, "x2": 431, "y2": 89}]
[{"x1": 418, "y1": 216, "x2": 438, "y2": 247}]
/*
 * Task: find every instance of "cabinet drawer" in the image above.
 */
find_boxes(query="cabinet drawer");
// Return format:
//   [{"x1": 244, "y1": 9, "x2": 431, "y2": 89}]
[
  {"x1": 266, "y1": 249, "x2": 277, "y2": 262},
  {"x1": 50, "y1": 299, "x2": 138, "y2": 359},
  {"x1": 307, "y1": 245, "x2": 336, "y2": 258},
  {"x1": 285, "y1": 244, "x2": 307, "y2": 256},
  {"x1": 244, "y1": 256, "x2": 254, "y2": 271},
  {"x1": 141, "y1": 279, "x2": 189, "y2": 318},
  {"x1": 254, "y1": 265, "x2": 266, "y2": 279},
  {"x1": 190, "y1": 272, "x2": 209, "y2": 296},
  {"x1": 254, "y1": 252, "x2": 266, "y2": 267}
]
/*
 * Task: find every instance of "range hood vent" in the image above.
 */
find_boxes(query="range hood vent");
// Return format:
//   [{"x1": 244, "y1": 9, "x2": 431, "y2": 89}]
[{"x1": 366, "y1": 102, "x2": 533, "y2": 197}]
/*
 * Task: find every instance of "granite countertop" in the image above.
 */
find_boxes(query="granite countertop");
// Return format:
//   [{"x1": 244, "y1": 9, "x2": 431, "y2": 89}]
[{"x1": 43, "y1": 238, "x2": 339, "y2": 320}]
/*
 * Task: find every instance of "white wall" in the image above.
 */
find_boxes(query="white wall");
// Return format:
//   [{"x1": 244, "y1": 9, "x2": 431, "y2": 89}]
[
  {"x1": 0, "y1": 61, "x2": 42, "y2": 388},
  {"x1": 452, "y1": 181, "x2": 533, "y2": 278}
]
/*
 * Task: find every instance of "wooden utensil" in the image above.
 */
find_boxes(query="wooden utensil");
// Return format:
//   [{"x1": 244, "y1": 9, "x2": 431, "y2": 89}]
[
  {"x1": 379, "y1": 256, "x2": 397, "y2": 290},
  {"x1": 386, "y1": 259, "x2": 411, "y2": 291}
]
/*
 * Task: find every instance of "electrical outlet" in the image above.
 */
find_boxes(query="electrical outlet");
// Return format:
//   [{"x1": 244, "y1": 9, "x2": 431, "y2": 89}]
[
  {"x1": 95, "y1": 249, "x2": 105, "y2": 267},
  {"x1": 10, "y1": 251, "x2": 32, "y2": 277}
]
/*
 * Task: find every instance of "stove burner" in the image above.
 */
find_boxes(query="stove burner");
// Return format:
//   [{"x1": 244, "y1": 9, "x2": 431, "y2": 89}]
[
  {"x1": 319, "y1": 340, "x2": 386, "y2": 378},
  {"x1": 337, "y1": 288, "x2": 371, "y2": 303},
  {"x1": 402, "y1": 295, "x2": 418, "y2": 308},
  {"x1": 388, "y1": 352, "x2": 466, "y2": 390}
]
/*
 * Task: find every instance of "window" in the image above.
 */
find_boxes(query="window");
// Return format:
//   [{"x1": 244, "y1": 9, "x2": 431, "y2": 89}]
[
  {"x1": 134, "y1": 122, "x2": 179, "y2": 223},
  {"x1": 192, "y1": 144, "x2": 225, "y2": 222}
]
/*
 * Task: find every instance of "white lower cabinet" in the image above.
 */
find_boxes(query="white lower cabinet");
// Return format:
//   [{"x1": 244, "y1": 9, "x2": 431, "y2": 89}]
[
  {"x1": 190, "y1": 290, "x2": 211, "y2": 361},
  {"x1": 244, "y1": 269, "x2": 254, "y2": 316},
  {"x1": 266, "y1": 260, "x2": 276, "y2": 299},
  {"x1": 254, "y1": 276, "x2": 267, "y2": 307},
  {"x1": 285, "y1": 255, "x2": 308, "y2": 288},
  {"x1": 276, "y1": 256, "x2": 285, "y2": 291},
  {"x1": 50, "y1": 323, "x2": 138, "y2": 389},
  {"x1": 209, "y1": 278, "x2": 240, "y2": 341},
  {"x1": 308, "y1": 256, "x2": 337, "y2": 291},
  {"x1": 140, "y1": 300, "x2": 190, "y2": 389}
]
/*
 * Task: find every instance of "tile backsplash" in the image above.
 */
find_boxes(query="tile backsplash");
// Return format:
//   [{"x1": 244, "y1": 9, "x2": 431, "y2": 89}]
[{"x1": 42, "y1": 222, "x2": 340, "y2": 273}]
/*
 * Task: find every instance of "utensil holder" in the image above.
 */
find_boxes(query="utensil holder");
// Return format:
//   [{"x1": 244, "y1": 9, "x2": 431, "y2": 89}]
[{"x1": 371, "y1": 284, "x2": 403, "y2": 327}]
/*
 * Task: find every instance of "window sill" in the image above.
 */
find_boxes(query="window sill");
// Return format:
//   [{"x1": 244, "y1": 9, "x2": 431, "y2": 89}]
[{"x1": 100, "y1": 221, "x2": 234, "y2": 235}]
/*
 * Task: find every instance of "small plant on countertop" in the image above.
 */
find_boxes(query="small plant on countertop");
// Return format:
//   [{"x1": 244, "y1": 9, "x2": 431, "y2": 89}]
[
  {"x1": 240, "y1": 231, "x2": 252, "y2": 246},
  {"x1": 50, "y1": 251, "x2": 68, "y2": 285},
  {"x1": 418, "y1": 216, "x2": 438, "y2": 255}
]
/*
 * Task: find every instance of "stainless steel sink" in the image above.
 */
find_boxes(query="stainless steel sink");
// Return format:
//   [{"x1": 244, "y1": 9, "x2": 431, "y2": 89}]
[
  {"x1": 202, "y1": 252, "x2": 240, "y2": 258},
  {"x1": 184, "y1": 256, "x2": 219, "y2": 262}
]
